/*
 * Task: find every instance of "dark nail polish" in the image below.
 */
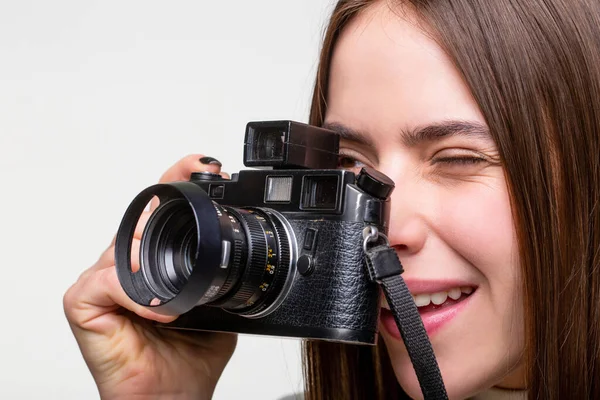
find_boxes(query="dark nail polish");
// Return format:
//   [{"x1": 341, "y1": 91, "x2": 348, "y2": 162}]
[{"x1": 199, "y1": 156, "x2": 222, "y2": 166}]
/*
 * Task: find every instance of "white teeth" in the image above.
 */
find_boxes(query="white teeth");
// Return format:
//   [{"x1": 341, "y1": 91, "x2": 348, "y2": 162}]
[
  {"x1": 409, "y1": 286, "x2": 474, "y2": 308},
  {"x1": 448, "y1": 287, "x2": 462, "y2": 300},
  {"x1": 414, "y1": 294, "x2": 431, "y2": 307},
  {"x1": 430, "y1": 292, "x2": 448, "y2": 305}
]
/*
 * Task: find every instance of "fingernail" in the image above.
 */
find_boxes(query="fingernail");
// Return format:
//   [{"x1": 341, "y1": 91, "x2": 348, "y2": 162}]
[
  {"x1": 150, "y1": 298, "x2": 162, "y2": 306},
  {"x1": 199, "y1": 156, "x2": 222, "y2": 166}
]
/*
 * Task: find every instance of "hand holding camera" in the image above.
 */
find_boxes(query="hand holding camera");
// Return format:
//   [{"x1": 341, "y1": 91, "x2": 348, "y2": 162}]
[
  {"x1": 115, "y1": 121, "x2": 394, "y2": 344},
  {"x1": 63, "y1": 155, "x2": 236, "y2": 400},
  {"x1": 64, "y1": 121, "x2": 397, "y2": 398}
]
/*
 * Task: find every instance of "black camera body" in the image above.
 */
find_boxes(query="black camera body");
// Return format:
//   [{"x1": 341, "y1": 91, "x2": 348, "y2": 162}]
[{"x1": 115, "y1": 121, "x2": 394, "y2": 344}]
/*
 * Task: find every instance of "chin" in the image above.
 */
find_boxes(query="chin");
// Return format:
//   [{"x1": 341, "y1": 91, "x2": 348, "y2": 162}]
[
  {"x1": 390, "y1": 360, "x2": 486, "y2": 400},
  {"x1": 380, "y1": 328, "x2": 488, "y2": 400}
]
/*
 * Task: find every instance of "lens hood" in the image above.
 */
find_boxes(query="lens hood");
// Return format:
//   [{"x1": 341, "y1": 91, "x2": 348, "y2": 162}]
[{"x1": 115, "y1": 181, "x2": 222, "y2": 316}]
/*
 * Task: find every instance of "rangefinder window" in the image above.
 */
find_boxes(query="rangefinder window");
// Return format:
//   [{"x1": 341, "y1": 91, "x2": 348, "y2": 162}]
[
  {"x1": 265, "y1": 176, "x2": 293, "y2": 203},
  {"x1": 247, "y1": 127, "x2": 286, "y2": 162},
  {"x1": 301, "y1": 175, "x2": 339, "y2": 210}
]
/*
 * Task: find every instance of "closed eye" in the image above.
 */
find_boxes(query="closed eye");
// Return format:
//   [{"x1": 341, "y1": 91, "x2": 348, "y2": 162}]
[
  {"x1": 429, "y1": 152, "x2": 499, "y2": 180},
  {"x1": 432, "y1": 156, "x2": 487, "y2": 165}
]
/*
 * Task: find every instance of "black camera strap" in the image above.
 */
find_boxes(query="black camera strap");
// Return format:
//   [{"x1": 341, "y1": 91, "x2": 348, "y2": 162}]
[{"x1": 363, "y1": 227, "x2": 448, "y2": 400}]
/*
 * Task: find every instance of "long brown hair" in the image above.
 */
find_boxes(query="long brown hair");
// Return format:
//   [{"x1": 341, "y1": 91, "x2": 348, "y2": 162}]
[{"x1": 302, "y1": 1, "x2": 600, "y2": 399}]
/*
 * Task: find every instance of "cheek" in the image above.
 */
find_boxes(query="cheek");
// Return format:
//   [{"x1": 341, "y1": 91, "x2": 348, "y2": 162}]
[{"x1": 435, "y1": 181, "x2": 519, "y2": 285}]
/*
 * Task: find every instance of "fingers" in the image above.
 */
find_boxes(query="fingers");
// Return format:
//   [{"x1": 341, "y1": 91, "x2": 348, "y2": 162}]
[
  {"x1": 159, "y1": 154, "x2": 223, "y2": 184},
  {"x1": 83, "y1": 230, "x2": 146, "y2": 286},
  {"x1": 76, "y1": 244, "x2": 114, "y2": 283},
  {"x1": 109, "y1": 153, "x2": 227, "y2": 248},
  {"x1": 150, "y1": 154, "x2": 226, "y2": 211},
  {"x1": 65, "y1": 153, "x2": 231, "y2": 338},
  {"x1": 64, "y1": 264, "x2": 177, "y2": 336},
  {"x1": 133, "y1": 211, "x2": 152, "y2": 240}
]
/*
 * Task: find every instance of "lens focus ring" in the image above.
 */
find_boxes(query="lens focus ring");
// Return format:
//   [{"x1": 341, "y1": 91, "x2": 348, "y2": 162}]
[
  {"x1": 215, "y1": 238, "x2": 245, "y2": 298},
  {"x1": 222, "y1": 210, "x2": 268, "y2": 308}
]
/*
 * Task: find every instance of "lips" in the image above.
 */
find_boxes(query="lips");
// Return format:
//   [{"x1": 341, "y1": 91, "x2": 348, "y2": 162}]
[{"x1": 380, "y1": 281, "x2": 477, "y2": 338}]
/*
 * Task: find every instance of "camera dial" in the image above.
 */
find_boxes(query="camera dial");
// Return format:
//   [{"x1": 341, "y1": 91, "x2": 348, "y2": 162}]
[
  {"x1": 191, "y1": 171, "x2": 223, "y2": 181},
  {"x1": 356, "y1": 167, "x2": 395, "y2": 200}
]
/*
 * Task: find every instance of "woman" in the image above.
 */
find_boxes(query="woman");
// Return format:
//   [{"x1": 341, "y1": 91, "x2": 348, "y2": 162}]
[{"x1": 63, "y1": 0, "x2": 600, "y2": 399}]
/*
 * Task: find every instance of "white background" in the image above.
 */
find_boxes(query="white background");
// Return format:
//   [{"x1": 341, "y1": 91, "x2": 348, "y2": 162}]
[{"x1": 0, "y1": 1, "x2": 335, "y2": 398}]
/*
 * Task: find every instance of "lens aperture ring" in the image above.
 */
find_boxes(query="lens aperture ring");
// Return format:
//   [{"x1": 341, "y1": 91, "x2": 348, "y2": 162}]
[
  {"x1": 232, "y1": 215, "x2": 280, "y2": 311},
  {"x1": 236, "y1": 212, "x2": 291, "y2": 316}
]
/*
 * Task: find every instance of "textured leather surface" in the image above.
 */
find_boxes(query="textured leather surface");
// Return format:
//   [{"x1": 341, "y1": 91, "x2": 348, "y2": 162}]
[
  {"x1": 274, "y1": 219, "x2": 379, "y2": 330},
  {"x1": 166, "y1": 220, "x2": 381, "y2": 342}
]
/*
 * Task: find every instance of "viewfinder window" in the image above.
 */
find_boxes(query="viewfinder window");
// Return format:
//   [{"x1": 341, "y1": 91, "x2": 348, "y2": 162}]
[
  {"x1": 301, "y1": 175, "x2": 339, "y2": 210},
  {"x1": 250, "y1": 129, "x2": 286, "y2": 162}
]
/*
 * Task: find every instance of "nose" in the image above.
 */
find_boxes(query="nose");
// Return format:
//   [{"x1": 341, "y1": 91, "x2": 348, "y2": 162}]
[
  {"x1": 380, "y1": 164, "x2": 428, "y2": 256},
  {"x1": 386, "y1": 211, "x2": 428, "y2": 255}
]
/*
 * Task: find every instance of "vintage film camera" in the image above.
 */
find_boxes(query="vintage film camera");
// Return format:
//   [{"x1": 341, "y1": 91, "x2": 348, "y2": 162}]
[{"x1": 115, "y1": 121, "x2": 394, "y2": 344}]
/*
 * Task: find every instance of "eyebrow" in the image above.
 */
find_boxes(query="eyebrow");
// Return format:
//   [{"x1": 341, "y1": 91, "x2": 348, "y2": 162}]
[{"x1": 322, "y1": 120, "x2": 491, "y2": 148}]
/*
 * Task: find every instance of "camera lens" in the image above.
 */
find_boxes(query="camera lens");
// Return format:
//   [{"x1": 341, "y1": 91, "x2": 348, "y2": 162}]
[
  {"x1": 116, "y1": 181, "x2": 294, "y2": 317},
  {"x1": 140, "y1": 199, "x2": 198, "y2": 296},
  {"x1": 207, "y1": 206, "x2": 292, "y2": 316},
  {"x1": 142, "y1": 203, "x2": 291, "y2": 314}
]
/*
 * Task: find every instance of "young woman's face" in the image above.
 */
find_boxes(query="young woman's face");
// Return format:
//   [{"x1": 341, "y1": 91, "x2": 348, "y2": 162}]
[{"x1": 325, "y1": 4, "x2": 525, "y2": 399}]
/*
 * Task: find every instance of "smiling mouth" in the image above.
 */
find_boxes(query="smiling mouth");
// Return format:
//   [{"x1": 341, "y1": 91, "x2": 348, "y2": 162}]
[
  {"x1": 412, "y1": 286, "x2": 474, "y2": 314},
  {"x1": 380, "y1": 285, "x2": 477, "y2": 337},
  {"x1": 381, "y1": 286, "x2": 476, "y2": 314}
]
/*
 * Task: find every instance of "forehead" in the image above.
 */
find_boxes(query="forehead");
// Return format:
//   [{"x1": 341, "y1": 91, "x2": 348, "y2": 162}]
[{"x1": 326, "y1": 3, "x2": 484, "y2": 134}]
